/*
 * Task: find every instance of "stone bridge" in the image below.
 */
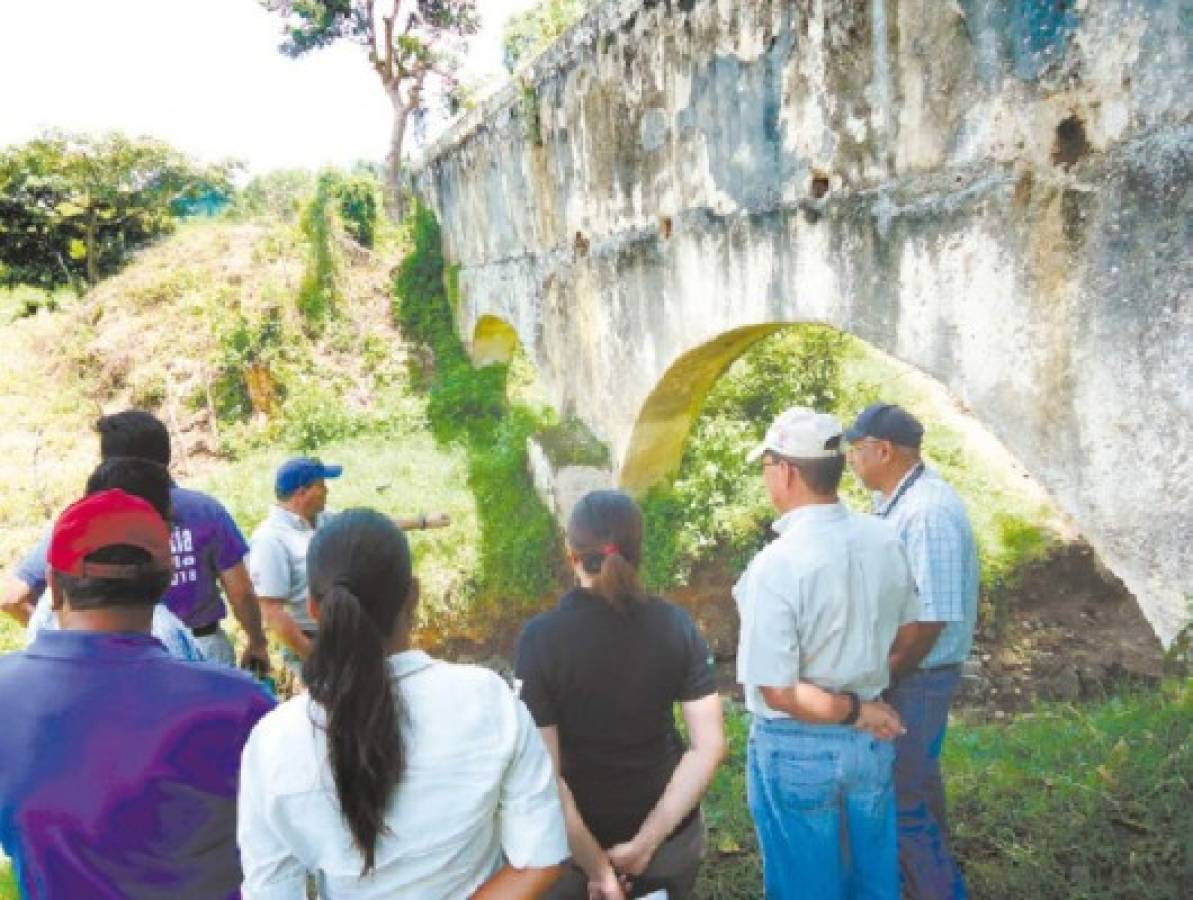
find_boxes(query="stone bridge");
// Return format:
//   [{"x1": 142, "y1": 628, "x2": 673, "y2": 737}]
[{"x1": 411, "y1": 0, "x2": 1192, "y2": 643}]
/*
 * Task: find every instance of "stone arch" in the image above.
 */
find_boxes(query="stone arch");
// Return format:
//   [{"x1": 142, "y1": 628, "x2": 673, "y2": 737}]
[
  {"x1": 470, "y1": 314, "x2": 520, "y2": 367},
  {"x1": 617, "y1": 323, "x2": 788, "y2": 493}
]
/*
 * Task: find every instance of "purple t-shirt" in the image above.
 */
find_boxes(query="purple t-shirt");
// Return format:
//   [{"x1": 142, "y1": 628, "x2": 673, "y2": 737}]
[
  {"x1": 0, "y1": 629, "x2": 275, "y2": 898},
  {"x1": 14, "y1": 485, "x2": 249, "y2": 629}
]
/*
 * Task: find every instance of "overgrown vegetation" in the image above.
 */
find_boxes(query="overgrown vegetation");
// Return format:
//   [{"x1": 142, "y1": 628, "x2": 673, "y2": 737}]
[
  {"x1": 0, "y1": 861, "x2": 14, "y2": 900},
  {"x1": 392, "y1": 204, "x2": 561, "y2": 610},
  {"x1": 503, "y1": 0, "x2": 596, "y2": 70},
  {"x1": 640, "y1": 327, "x2": 853, "y2": 590},
  {"x1": 295, "y1": 173, "x2": 341, "y2": 331},
  {"x1": 945, "y1": 680, "x2": 1193, "y2": 897},
  {"x1": 640, "y1": 327, "x2": 1059, "y2": 636},
  {"x1": 695, "y1": 683, "x2": 1193, "y2": 899}
]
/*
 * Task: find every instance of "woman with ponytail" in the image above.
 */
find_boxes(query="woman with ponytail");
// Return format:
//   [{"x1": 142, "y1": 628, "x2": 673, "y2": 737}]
[
  {"x1": 238, "y1": 509, "x2": 568, "y2": 898},
  {"x1": 516, "y1": 491, "x2": 726, "y2": 899}
]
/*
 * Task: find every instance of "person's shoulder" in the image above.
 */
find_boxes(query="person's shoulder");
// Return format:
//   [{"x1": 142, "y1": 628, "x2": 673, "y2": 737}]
[
  {"x1": 168, "y1": 659, "x2": 275, "y2": 708},
  {"x1": 430, "y1": 658, "x2": 511, "y2": 692},
  {"x1": 521, "y1": 594, "x2": 575, "y2": 636},
  {"x1": 250, "y1": 693, "x2": 312, "y2": 740},
  {"x1": 906, "y1": 472, "x2": 973, "y2": 526},
  {"x1": 849, "y1": 509, "x2": 903, "y2": 543},
  {"x1": 644, "y1": 596, "x2": 696, "y2": 627},
  {"x1": 170, "y1": 485, "x2": 232, "y2": 518},
  {"x1": 249, "y1": 511, "x2": 286, "y2": 544}
]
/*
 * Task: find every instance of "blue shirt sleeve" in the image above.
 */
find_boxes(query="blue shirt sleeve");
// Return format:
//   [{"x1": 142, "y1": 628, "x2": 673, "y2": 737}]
[
  {"x1": 14, "y1": 532, "x2": 51, "y2": 595},
  {"x1": 900, "y1": 507, "x2": 969, "y2": 623}
]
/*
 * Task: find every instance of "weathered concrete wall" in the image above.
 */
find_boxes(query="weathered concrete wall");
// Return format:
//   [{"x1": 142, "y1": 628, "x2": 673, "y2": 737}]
[{"x1": 412, "y1": 0, "x2": 1193, "y2": 643}]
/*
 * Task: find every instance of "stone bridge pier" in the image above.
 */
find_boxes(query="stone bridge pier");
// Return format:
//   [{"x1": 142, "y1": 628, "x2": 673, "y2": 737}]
[{"x1": 412, "y1": 0, "x2": 1193, "y2": 643}]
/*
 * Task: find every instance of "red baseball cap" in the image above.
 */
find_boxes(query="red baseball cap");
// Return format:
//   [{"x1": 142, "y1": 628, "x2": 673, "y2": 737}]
[{"x1": 48, "y1": 489, "x2": 173, "y2": 580}]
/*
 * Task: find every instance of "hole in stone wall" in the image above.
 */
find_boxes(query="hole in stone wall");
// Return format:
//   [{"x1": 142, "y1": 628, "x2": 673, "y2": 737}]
[
  {"x1": 810, "y1": 172, "x2": 830, "y2": 199},
  {"x1": 574, "y1": 231, "x2": 590, "y2": 257},
  {"x1": 1051, "y1": 115, "x2": 1090, "y2": 170},
  {"x1": 659, "y1": 216, "x2": 673, "y2": 240}
]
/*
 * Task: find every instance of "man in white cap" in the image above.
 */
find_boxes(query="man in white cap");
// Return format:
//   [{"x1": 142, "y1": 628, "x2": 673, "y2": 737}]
[{"x1": 734, "y1": 407, "x2": 922, "y2": 900}]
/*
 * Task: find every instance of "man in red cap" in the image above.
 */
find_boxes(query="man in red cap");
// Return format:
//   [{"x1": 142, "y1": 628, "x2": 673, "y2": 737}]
[{"x1": 0, "y1": 490, "x2": 275, "y2": 898}]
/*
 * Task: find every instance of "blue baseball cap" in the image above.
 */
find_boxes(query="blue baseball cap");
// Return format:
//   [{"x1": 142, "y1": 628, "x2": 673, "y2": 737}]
[
  {"x1": 275, "y1": 457, "x2": 343, "y2": 496},
  {"x1": 844, "y1": 403, "x2": 924, "y2": 449}
]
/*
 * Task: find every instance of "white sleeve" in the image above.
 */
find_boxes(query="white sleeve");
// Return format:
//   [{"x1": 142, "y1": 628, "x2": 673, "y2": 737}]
[
  {"x1": 248, "y1": 534, "x2": 292, "y2": 601},
  {"x1": 737, "y1": 564, "x2": 801, "y2": 689},
  {"x1": 238, "y1": 724, "x2": 308, "y2": 900},
  {"x1": 498, "y1": 692, "x2": 570, "y2": 869}
]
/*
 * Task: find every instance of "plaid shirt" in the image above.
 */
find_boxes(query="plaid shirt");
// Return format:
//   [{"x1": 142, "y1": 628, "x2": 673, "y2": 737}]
[{"x1": 876, "y1": 465, "x2": 979, "y2": 668}]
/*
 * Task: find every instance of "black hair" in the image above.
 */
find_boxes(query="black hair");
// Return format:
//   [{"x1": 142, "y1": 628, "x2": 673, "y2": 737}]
[
  {"x1": 567, "y1": 490, "x2": 646, "y2": 612},
  {"x1": 302, "y1": 509, "x2": 412, "y2": 874},
  {"x1": 96, "y1": 409, "x2": 171, "y2": 466},
  {"x1": 778, "y1": 436, "x2": 846, "y2": 495},
  {"x1": 54, "y1": 457, "x2": 175, "y2": 610},
  {"x1": 54, "y1": 547, "x2": 172, "y2": 610},
  {"x1": 85, "y1": 457, "x2": 172, "y2": 521}
]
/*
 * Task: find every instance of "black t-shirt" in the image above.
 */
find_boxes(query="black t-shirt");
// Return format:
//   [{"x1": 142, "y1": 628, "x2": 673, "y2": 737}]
[{"x1": 515, "y1": 588, "x2": 717, "y2": 847}]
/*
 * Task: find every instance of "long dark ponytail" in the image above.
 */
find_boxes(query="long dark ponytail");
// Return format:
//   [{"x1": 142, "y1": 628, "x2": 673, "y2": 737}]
[
  {"x1": 302, "y1": 509, "x2": 413, "y2": 875},
  {"x1": 567, "y1": 490, "x2": 647, "y2": 612}
]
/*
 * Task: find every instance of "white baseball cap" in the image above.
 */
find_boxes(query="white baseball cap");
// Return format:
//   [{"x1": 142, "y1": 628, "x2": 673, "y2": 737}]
[{"x1": 747, "y1": 407, "x2": 845, "y2": 462}]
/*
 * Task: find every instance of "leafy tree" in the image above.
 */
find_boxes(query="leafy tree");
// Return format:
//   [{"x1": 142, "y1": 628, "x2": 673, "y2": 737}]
[
  {"x1": 262, "y1": 1, "x2": 479, "y2": 215},
  {"x1": 503, "y1": 0, "x2": 594, "y2": 71},
  {"x1": 0, "y1": 132, "x2": 235, "y2": 289}
]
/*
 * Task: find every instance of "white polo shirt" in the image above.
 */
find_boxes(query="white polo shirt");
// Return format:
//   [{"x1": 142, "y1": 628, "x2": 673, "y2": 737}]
[
  {"x1": 248, "y1": 507, "x2": 329, "y2": 632},
  {"x1": 238, "y1": 650, "x2": 569, "y2": 899},
  {"x1": 734, "y1": 503, "x2": 920, "y2": 716}
]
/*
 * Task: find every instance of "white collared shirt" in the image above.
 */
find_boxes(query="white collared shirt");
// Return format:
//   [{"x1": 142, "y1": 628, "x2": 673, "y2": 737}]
[
  {"x1": 238, "y1": 650, "x2": 568, "y2": 899},
  {"x1": 734, "y1": 503, "x2": 920, "y2": 715},
  {"x1": 248, "y1": 506, "x2": 329, "y2": 631}
]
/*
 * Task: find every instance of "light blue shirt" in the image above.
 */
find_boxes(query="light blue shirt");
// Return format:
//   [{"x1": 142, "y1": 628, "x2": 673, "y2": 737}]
[
  {"x1": 248, "y1": 506, "x2": 329, "y2": 632},
  {"x1": 876, "y1": 465, "x2": 979, "y2": 669}
]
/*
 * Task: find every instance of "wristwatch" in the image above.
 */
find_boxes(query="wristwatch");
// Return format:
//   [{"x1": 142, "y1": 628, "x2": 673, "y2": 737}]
[{"x1": 839, "y1": 691, "x2": 861, "y2": 726}]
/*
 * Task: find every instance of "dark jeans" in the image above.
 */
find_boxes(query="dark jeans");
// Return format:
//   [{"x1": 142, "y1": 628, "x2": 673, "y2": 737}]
[{"x1": 887, "y1": 666, "x2": 968, "y2": 900}]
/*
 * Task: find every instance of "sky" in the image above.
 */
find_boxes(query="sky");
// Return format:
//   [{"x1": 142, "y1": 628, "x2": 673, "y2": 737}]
[{"x1": 0, "y1": 0, "x2": 538, "y2": 173}]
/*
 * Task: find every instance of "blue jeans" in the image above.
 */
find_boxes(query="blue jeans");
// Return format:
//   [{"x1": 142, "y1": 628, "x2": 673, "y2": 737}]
[
  {"x1": 887, "y1": 666, "x2": 968, "y2": 899},
  {"x1": 747, "y1": 716, "x2": 898, "y2": 900}
]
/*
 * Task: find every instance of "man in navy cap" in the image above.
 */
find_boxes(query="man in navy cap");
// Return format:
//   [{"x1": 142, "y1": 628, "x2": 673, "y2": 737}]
[
  {"x1": 846, "y1": 403, "x2": 978, "y2": 899},
  {"x1": 248, "y1": 457, "x2": 342, "y2": 676}
]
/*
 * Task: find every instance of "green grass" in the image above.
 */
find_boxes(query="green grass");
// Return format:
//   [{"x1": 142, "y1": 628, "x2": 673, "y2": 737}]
[
  {"x1": 190, "y1": 433, "x2": 483, "y2": 640},
  {"x1": 695, "y1": 682, "x2": 1193, "y2": 899}
]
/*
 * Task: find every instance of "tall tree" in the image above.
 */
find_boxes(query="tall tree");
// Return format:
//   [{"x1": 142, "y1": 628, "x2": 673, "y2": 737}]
[
  {"x1": 263, "y1": 1, "x2": 479, "y2": 215},
  {"x1": 0, "y1": 132, "x2": 235, "y2": 289}
]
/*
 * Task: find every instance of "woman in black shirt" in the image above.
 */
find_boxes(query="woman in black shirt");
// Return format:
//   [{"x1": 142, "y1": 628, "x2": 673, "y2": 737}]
[{"x1": 516, "y1": 490, "x2": 726, "y2": 899}]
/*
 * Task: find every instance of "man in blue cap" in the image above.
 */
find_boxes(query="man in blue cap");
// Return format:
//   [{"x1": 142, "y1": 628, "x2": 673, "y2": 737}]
[
  {"x1": 248, "y1": 457, "x2": 342, "y2": 676},
  {"x1": 845, "y1": 403, "x2": 978, "y2": 899}
]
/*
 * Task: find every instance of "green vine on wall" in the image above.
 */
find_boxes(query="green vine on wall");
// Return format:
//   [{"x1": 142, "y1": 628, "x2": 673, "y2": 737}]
[{"x1": 392, "y1": 204, "x2": 561, "y2": 607}]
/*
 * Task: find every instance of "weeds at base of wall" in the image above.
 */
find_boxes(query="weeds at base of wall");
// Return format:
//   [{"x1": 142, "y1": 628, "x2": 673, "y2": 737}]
[{"x1": 393, "y1": 204, "x2": 561, "y2": 609}]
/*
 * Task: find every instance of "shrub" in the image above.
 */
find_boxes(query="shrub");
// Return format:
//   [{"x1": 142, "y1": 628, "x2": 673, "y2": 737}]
[
  {"x1": 641, "y1": 326, "x2": 853, "y2": 589},
  {"x1": 295, "y1": 172, "x2": 341, "y2": 331},
  {"x1": 336, "y1": 175, "x2": 379, "y2": 249}
]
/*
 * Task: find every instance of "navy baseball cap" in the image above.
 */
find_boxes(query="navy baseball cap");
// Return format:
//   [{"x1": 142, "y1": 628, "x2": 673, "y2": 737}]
[
  {"x1": 275, "y1": 457, "x2": 343, "y2": 496},
  {"x1": 844, "y1": 403, "x2": 924, "y2": 449}
]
